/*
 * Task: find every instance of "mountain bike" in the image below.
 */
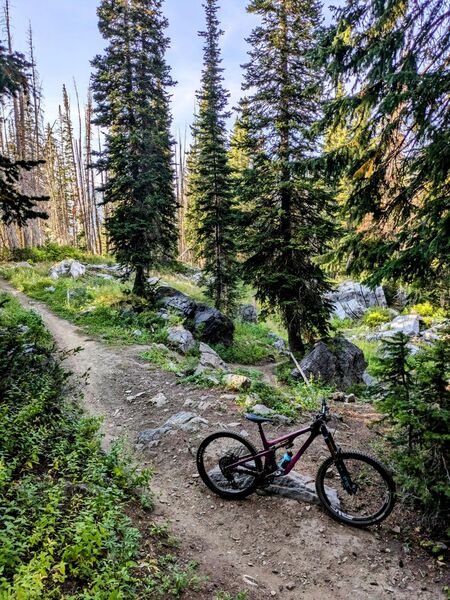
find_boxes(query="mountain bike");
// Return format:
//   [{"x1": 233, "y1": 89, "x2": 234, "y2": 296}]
[{"x1": 196, "y1": 397, "x2": 396, "y2": 527}]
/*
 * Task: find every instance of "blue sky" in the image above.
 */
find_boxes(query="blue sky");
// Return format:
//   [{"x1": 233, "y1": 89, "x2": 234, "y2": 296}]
[{"x1": 9, "y1": 0, "x2": 339, "y2": 137}]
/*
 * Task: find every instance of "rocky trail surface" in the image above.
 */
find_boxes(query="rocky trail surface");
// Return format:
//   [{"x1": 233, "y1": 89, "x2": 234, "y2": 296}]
[{"x1": 2, "y1": 279, "x2": 447, "y2": 600}]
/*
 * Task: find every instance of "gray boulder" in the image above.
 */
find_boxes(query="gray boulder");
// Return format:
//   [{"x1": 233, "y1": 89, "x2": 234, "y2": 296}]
[
  {"x1": 327, "y1": 280, "x2": 387, "y2": 321},
  {"x1": 268, "y1": 332, "x2": 287, "y2": 352},
  {"x1": 49, "y1": 259, "x2": 86, "y2": 280},
  {"x1": 250, "y1": 404, "x2": 290, "y2": 424},
  {"x1": 192, "y1": 304, "x2": 234, "y2": 347},
  {"x1": 164, "y1": 411, "x2": 198, "y2": 427},
  {"x1": 195, "y1": 342, "x2": 227, "y2": 375},
  {"x1": 209, "y1": 468, "x2": 339, "y2": 507},
  {"x1": 292, "y1": 337, "x2": 368, "y2": 391},
  {"x1": 362, "y1": 371, "x2": 376, "y2": 386},
  {"x1": 137, "y1": 426, "x2": 171, "y2": 445},
  {"x1": 137, "y1": 411, "x2": 209, "y2": 446},
  {"x1": 382, "y1": 314, "x2": 422, "y2": 337},
  {"x1": 421, "y1": 328, "x2": 440, "y2": 343},
  {"x1": 257, "y1": 471, "x2": 340, "y2": 508},
  {"x1": 167, "y1": 326, "x2": 195, "y2": 354},
  {"x1": 155, "y1": 286, "x2": 197, "y2": 318},
  {"x1": 238, "y1": 304, "x2": 258, "y2": 323}
]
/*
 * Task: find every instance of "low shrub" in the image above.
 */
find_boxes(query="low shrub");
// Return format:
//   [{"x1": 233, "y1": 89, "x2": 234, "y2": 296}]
[
  {"x1": 7, "y1": 242, "x2": 113, "y2": 265},
  {"x1": 409, "y1": 302, "x2": 446, "y2": 327},
  {"x1": 362, "y1": 307, "x2": 394, "y2": 327}
]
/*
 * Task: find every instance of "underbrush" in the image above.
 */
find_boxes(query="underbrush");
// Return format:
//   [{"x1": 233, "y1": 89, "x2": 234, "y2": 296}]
[
  {"x1": 0, "y1": 293, "x2": 203, "y2": 598},
  {"x1": 3, "y1": 242, "x2": 114, "y2": 265},
  {"x1": 213, "y1": 321, "x2": 277, "y2": 364}
]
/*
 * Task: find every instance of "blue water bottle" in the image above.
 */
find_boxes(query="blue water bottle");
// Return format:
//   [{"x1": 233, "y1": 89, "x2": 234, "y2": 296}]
[{"x1": 278, "y1": 451, "x2": 293, "y2": 470}]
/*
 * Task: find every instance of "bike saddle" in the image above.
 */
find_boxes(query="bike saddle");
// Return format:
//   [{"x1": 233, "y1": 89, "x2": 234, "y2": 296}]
[{"x1": 244, "y1": 413, "x2": 273, "y2": 423}]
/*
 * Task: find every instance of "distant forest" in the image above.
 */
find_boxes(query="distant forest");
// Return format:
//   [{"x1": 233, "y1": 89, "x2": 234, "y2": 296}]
[{"x1": 0, "y1": 0, "x2": 448, "y2": 315}]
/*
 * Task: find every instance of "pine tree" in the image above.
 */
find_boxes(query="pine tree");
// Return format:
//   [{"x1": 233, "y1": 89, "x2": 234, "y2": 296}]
[
  {"x1": 318, "y1": 0, "x2": 450, "y2": 299},
  {"x1": 374, "y1": 331, "x2": 450, "y2": 530},
  {"x1": 91, "y1": 0, "x2": 177, "y2": 295},
  {"x1": 238, "y1": 0, "x2": 334, "y2": 353},
  {"x1": 186, "y1": 0, "x2": 237, "y2": 313}
]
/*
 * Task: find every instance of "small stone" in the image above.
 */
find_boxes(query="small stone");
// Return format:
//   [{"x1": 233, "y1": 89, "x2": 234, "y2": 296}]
[
  {"x1": 242, "y1": 575, "x2": 258, "y2": 587},
  {"x1": 133, "y1": 329, "x2": 143, "y2": 337},
  {"x1": 148, "y1": 392, "x2": 168, "y2": 408},
  {"x1": 286, "y1": 582, "x2": 296, "y2": 591},
  {"x1": 223, "y1": 373, "x2": 252, "y2": 391}
]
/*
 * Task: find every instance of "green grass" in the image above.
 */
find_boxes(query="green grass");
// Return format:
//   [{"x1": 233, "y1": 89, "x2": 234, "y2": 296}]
[
  {"x1": 0, "y1": 293, "x2": 202, "y2": 598},
  {"x1": 352, "y1": 338, "x2": 380, "y2": 375},
  {"x1": 0, "y1": 265, "x2": 169, "y2": 345},
  {"x1": 3, "y1": 242, "x2": 114, "y2": 265},
  {"x1": 213, "y1": 321, "x2": 278, "y2": 365}
]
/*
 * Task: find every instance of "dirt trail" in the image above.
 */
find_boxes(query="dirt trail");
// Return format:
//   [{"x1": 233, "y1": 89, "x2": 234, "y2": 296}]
[{"x1": 2, "y1": 279, "x2": 447, "y2": 600}]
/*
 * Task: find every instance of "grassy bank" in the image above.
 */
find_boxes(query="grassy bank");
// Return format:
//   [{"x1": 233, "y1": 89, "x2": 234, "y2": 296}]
[{"x1": 0, "y1": 293, "x2": 202, "y2": 599}]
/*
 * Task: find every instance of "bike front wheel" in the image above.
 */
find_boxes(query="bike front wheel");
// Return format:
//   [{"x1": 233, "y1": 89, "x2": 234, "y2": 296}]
[
  {"x1": 196, "y1": 432, "x2": 263, "y2": 500},
  {"x1": 316, "y1": 451, "x2": 396, "y2": 527}
]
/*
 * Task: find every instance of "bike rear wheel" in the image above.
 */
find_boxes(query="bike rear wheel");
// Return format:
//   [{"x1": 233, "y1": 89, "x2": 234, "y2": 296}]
[
  {"x1": 316, "y1": 451, "x2": 396, "y2": 527},
  {"x1": 196, "y1": 432, "x2": 262, "y2": 500}
]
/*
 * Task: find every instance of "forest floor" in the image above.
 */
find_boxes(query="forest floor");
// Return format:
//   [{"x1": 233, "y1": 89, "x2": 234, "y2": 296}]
[{"x1": 1, "y1": 278, "x2": 448, "y2": 600}]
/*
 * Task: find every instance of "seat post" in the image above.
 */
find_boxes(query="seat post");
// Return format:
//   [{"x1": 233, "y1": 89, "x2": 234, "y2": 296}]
[{"x1": 257, "y1": 422, "x2": 269, "y2": 449}]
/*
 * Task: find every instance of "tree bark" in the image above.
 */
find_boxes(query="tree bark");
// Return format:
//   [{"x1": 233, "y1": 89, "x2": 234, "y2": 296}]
[{"x1": 133, "y1": 265, "x2": 146, "y2": 297}]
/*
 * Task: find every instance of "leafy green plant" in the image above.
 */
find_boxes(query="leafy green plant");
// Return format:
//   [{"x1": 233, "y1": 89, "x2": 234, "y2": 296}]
[
  {"x1": 362, "y1": 307, "x2": 394, "y2": 327},
  {"x1": 409, "y1": 302, "x2": 446, "y2": 327}
]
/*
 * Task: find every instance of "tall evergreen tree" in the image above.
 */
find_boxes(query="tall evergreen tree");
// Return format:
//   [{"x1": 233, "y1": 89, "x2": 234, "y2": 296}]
[
  {"x1": 91, "y1": 0, "x2": 177, "y2": 295},
  {"x1": 238, "y1": 0, "x2": 334, "y2": 353},
  {"x1": 318, "y1": 0, "x2": 450, "y2": 299},
  {"x1": 186, "y1": 0, "x2": 237, "y2": 313}
]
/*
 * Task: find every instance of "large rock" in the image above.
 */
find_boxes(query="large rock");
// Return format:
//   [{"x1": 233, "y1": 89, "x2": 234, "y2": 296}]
[
  {"x1": 238, "y1": 304, "x2": 258, "y2": 323},
  {"x1": 327, "y1": 280, "x2": 387, "y2": 321},
  {"x1": 86, "y1": 263, "x2": 128, "y2": 278},
  {"x1": 257, "y1": 471, "x2": 340, "y2": 508},
  {"x1": 49, "y1": 259, "x2": 86, "y2": 280},
  {"x1": 195, "y1": 342, "x2": 227, "y2": 375},
  {"x1": 167, "y1": 326, "x2": 195, "y2": 354},
  {"x1": 155, "y1": 286, "x2": 197, "y2": 318},
  {"x1": 382, "y1": 314, "x2": 422, "y2": 337},
  {"x1": 209, "y1": 468, "x2": 339, "y2": 507},
  {"x1": 137, "y1": 426, "x2": 171, "y2": 445},
  {"x1": 137, "y1": 412, "x2": 209, "y2": 446},
  {"x1": 293, "y1": 337, "x2": 367, "y2": 390},
  {"x1": 192, "y1": 304, "x2": 234, "y2": 347}
]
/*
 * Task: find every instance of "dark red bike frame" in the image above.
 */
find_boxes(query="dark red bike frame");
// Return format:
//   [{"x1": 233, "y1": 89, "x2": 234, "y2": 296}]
[{"x1": 228, "y1": 416, "x2": 340, "y2": 478}]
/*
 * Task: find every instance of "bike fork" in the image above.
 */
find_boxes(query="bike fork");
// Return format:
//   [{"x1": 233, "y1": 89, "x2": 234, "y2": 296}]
[{"x1": 321, "y1": 425, "x2": 356, "y2": 495}]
